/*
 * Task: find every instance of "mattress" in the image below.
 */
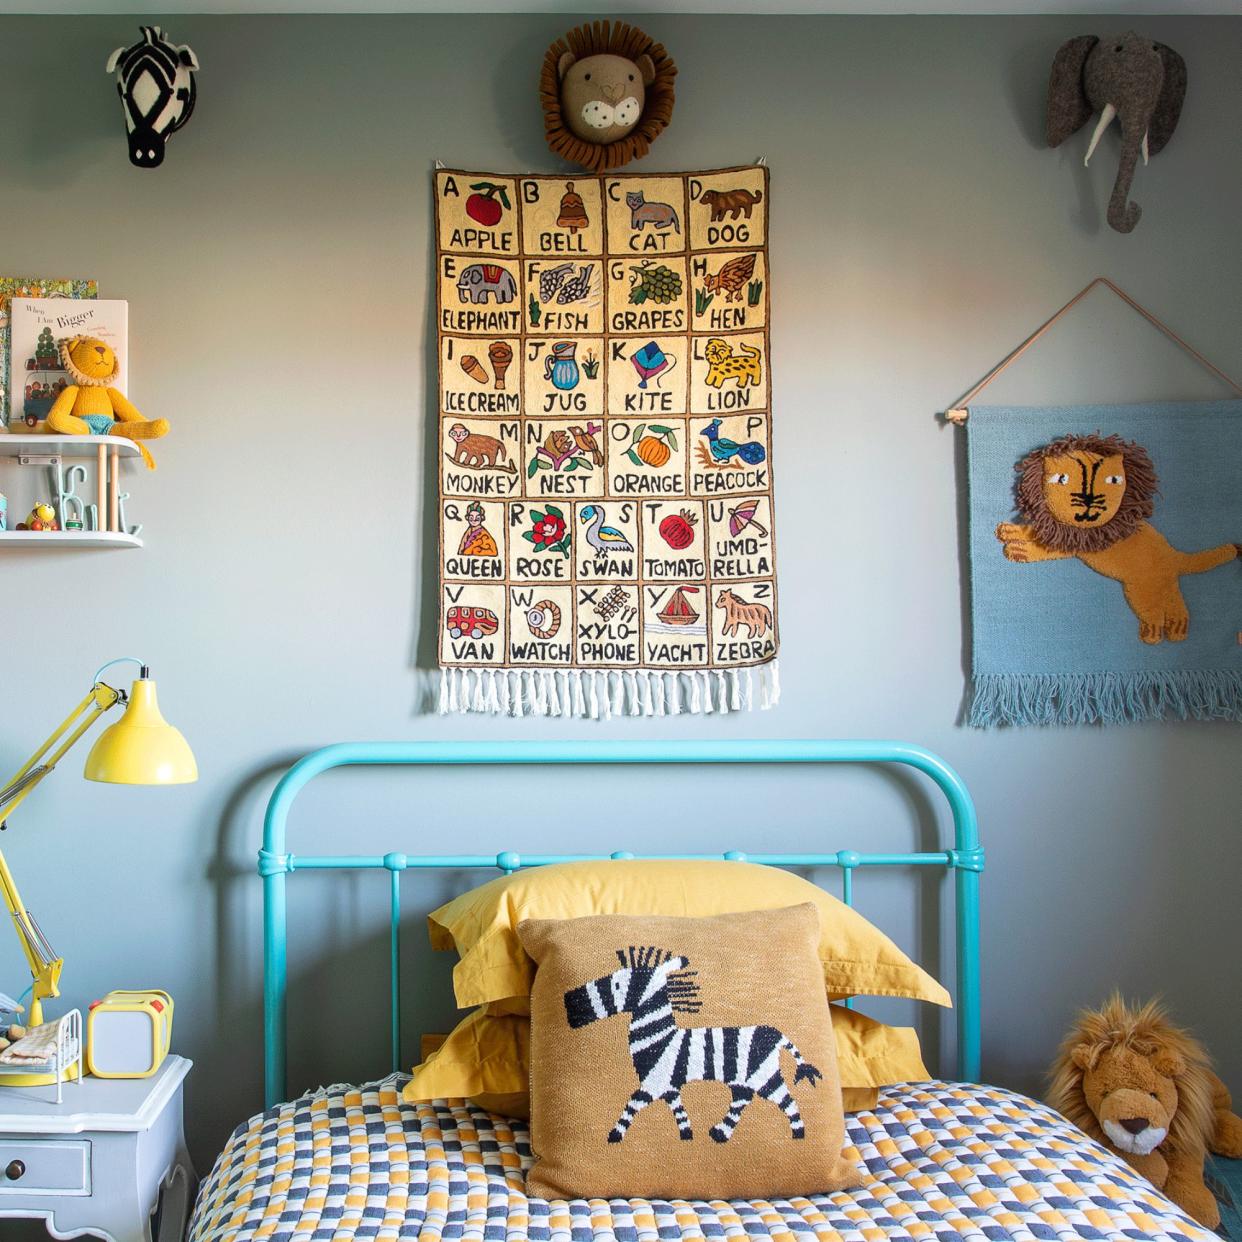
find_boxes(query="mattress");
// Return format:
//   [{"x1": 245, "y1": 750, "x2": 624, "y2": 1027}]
[{"x1": 188, "y1": 1078, "x2": 1216, "y2": 1242}]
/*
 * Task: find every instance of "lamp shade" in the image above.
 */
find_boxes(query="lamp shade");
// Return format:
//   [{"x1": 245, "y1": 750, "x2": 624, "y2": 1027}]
[{"x1": 84, "y1": 678, "x2": 197, "y2": 785}]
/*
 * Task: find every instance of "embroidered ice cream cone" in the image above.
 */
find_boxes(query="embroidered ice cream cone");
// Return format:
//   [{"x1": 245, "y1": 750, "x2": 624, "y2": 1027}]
[
  {"x1": 488, "y1": 341, "x2": 513, "y2": 391},
  {"x1": 460, "y1": 355, "x2": 489, "y2": 385}
]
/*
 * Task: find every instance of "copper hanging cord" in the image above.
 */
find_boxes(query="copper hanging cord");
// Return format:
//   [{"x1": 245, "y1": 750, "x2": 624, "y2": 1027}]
[{"x1": 944, "y1": 276, "x2": 1242, "y2": 424}]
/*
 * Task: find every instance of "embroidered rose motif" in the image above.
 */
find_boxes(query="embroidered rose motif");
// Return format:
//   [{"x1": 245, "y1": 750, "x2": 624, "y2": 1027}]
[{"x1": 523, "y1": 506, "x2": 572, "y2": 558}]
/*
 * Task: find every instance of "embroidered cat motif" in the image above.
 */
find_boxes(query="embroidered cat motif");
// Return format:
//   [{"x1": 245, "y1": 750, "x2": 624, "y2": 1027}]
[
  {"x1": 704, "y1": 338, "x2": 762, "y2": 388},
  {"x1": 626, "y1": 191, "x2": 680, "y2": 233}
]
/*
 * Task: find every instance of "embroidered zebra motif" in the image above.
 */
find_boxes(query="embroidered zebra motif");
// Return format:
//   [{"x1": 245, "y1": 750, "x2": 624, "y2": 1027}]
[
  {"x1": 107, "y1": 26, "x2": 200, "y2": 168},
  {"x1": 564, "y1": 946, "x2": 822, "y2": 1144}
]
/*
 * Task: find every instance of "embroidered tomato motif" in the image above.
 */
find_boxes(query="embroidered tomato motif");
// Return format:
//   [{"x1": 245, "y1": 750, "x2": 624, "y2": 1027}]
[{"x1": 658, "y1": 509, "x2": 698, "y2": 550}]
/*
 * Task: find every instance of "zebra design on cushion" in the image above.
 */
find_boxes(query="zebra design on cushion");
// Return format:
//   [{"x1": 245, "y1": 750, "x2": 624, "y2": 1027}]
[{"x1": 564, "y1": 946, "x2": 822, "y2": 1144}]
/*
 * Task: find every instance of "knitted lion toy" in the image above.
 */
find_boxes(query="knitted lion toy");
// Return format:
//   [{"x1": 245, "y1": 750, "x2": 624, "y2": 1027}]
[
  {"x1": 1048, "y1": 995, "x2": 1242, "y2": 1228},
  {"x1": 46, "y1": 336, "x2": 167, "y2": 469}
]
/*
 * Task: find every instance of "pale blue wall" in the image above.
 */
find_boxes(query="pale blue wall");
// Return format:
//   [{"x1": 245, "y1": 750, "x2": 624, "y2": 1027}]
[{"x1": 1, "y1": 14, "x2": 1239, "y2": 1192}]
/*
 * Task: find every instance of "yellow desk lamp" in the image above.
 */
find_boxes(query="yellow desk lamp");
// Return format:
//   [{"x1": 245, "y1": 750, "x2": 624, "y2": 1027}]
[{"x1": 0, "y1": 657, "x2": 195, "y2": 1085}]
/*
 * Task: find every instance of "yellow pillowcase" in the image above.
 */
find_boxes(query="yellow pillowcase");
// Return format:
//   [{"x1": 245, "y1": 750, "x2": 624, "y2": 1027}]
[
  {"x1": 404, "y1": 1003, "x2": 929, "y2": 1119},
  {"x1": 428, "y1": 859, "x2": 950, "y2": 1013}
]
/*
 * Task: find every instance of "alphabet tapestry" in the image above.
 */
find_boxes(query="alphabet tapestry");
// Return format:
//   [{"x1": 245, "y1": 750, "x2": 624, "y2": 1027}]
[
  {"x1": 435, "y1": 166, "x2": 779, "y2": 716},
  {"x1": 967, "y1": 402, "x2": 1242, "y2": 727}
]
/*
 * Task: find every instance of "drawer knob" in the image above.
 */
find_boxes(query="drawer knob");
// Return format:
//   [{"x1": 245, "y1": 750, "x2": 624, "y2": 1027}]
[{"x1": 4, "y1": 1159, "x2": 23, "y2": 1180}]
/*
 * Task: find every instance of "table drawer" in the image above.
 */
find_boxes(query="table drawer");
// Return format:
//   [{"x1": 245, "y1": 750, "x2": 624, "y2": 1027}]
[{"x1": 0, "y1": 1138, "x2": 90, "y2": 1194}]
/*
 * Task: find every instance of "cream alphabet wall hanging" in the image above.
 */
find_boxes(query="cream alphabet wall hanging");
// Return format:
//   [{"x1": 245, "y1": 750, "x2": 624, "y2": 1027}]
[{"x1": 435, "y1": 166, "x2": 779, "y2": 717}]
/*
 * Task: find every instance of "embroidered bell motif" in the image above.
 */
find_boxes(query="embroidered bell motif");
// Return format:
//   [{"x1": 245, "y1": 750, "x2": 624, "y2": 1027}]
[{"x1": 556, "y1": 182, "x2": 589, "y2": 233}]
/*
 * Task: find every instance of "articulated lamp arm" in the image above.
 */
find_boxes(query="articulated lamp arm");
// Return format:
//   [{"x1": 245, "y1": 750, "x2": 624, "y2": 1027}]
[{"x1": 0, "y1": 673, "x2": 129, "y2": 1027}]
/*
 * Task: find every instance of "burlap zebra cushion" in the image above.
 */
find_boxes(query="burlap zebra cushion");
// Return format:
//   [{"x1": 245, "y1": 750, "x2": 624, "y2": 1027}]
[{"x1": 518, "y1": 904, "x2": 862, "y2": 1200}]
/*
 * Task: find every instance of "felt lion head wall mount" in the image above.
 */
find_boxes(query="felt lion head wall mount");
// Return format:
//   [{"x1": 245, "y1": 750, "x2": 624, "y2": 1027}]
[{"x1": 541, "y1": 21, "x2": 676, "y2": 173}]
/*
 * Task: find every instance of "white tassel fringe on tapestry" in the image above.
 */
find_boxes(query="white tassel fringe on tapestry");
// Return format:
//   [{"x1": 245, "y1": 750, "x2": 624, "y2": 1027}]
[{"x1": 437, "y1": 664, "x2": 780, "y2": 718}]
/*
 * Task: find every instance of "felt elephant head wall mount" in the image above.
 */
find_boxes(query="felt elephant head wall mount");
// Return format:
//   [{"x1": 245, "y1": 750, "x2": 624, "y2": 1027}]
[
  {"x1": 1046, "y1": 32, "x2": 1186, "y2": 234},
  {"x1": 107, "y1": 25, "x2": 200, "y2": 168}
]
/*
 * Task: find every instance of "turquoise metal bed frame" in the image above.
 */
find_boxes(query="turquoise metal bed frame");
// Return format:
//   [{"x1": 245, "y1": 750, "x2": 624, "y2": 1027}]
[{"x1": 260, "y1": 739, "x2": 983, "y2": 1109}]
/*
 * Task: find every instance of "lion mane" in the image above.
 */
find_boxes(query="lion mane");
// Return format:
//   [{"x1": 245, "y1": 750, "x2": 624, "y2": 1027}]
[
  {"x1": 1047, "y1": 994, "x2": 1215, "y2": 1160},
  {"x1": 1015, "y1": 433, "x2": 1159, "y2": 555},
  {"x1": 540, "y1": 21, "x2": 676, "y2": 173}
]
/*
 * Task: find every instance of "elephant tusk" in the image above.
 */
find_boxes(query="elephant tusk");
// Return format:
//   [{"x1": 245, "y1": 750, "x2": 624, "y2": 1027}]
[
  {"x1": 1084, "y1": 103, "x2": 1117, "y2": 166},
  {"x1": 1141, "y1": 131, "x2": 1149, "y2": 166}
]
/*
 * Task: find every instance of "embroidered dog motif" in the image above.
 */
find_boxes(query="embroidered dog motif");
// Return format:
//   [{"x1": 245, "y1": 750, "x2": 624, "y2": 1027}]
[
  {"x1": 703, "y1": 338, "x2": 762, "y2": 389},
  {"x1": 700, "y1": 188, "x2": 763, "y2": 221},
  {"x1": 564, "y1": 946, "x2": 821, "y2": 1144},
  {"x1": 996, "y1": 433, "x2": 1240, "y2": 644}
]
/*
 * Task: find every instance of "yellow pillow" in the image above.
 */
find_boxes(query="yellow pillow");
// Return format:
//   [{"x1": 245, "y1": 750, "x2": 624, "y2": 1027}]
[
  {"x1": 403, "y1": 1003, "x2": 929, "y2": 1118},
  {"x1": 428, "y1": 859, "x2": 950, "y2": 1013}
]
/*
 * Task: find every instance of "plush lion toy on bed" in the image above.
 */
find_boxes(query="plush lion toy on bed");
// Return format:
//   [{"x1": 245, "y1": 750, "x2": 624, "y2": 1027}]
[{"x1": 1048, "y1": 994, "x2": 1242, "y2": 1228}]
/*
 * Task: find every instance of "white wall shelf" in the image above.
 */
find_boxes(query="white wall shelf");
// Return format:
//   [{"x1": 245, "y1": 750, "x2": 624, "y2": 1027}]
[
  {"x1": 0, "y1": 531, "x2": 142, "y2": 548},
  {"x1": 0, "y1": 433, "x2": 144, "y2": 546},
  {"x1": 0, "y1": 433, "x2": 142, "y2": 460}
]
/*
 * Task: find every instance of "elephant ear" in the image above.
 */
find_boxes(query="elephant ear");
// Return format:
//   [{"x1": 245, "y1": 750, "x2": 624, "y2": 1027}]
[
  {"x1": 1147, "y1": 42, "x2": 1186, "y2": 156},
  {"x1": 1046, "y1": 34, "x2": 1098, "y2": 147}
]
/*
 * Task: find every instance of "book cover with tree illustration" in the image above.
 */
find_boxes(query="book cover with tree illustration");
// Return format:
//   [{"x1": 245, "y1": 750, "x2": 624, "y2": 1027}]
[
  {"x1": 0, "y1": 277, "x2": 97, "y2": 426},
  {"x1": 8, "y1": 297, "x2": 127, "y2": 430}
]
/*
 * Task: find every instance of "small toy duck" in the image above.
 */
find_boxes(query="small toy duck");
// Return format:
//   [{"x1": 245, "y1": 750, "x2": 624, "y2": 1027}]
[
  {"x1": 17, "y1": 502, "x2": 59, "y2": 531},
  {"x1": 701, "y1": 419, "x2": 767, "y2": 465},
  {"x1": 580, "y1": 504, "x2": 634, "y2": 554}
]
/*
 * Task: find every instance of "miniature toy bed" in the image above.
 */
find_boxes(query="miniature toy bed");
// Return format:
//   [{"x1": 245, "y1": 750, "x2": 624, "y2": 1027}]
[{"x1": 188, "y1": 741, "x2": 1215, "y2": 1242}]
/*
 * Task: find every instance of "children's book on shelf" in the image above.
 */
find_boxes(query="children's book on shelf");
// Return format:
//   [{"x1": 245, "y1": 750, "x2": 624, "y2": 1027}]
[
  {"x1": 8, "y1": 297, "x2": 127, "y2": 431},
  {"x1": 0, "y1": 277, "x2": 97, "y2": 427}
]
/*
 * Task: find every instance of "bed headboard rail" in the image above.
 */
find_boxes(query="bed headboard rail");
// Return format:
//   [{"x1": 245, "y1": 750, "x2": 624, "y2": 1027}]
[{"x1": 259, "y1": 740, "x2": 982, "y2": 1108}]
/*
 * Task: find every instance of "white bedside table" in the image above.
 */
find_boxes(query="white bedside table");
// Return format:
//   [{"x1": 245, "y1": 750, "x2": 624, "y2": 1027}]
[{"x1": 0, "y1": 1054, "x2": 196, "y2": 1242}]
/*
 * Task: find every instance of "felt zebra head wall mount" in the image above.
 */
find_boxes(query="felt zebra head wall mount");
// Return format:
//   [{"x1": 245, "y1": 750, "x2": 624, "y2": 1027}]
[{"x1": 107, "y1": 26, "x2": 199, "y2": 168}]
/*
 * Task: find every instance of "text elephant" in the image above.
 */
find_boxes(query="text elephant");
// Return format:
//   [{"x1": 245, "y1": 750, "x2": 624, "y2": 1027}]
[{"x1": 457, "y1": 263, "x2": 518, "y2": 305}]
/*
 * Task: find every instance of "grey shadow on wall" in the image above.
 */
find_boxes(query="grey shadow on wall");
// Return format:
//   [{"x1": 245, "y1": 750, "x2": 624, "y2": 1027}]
[
  {"x1": 1005, "y1": 35, "x2": 1102, "y2": 234},
  {"x1": 883, "y1": 766, "x2": 949, "y2": 1075},
  {"x1": 493, "y1": 23, "x2": 575, "y2": 170},
  {"x1": 409, "y1": 32, "x2": 579, "y2": 706},
  {"x1": 410, "y1": 185, "x2": 441, "y2": 703},
  {"x1": 20, "y1": 60, "x2": 115, "y2": 190},
  {"x1": 205, "y1": 759, "x2": 461, "y2": 1148},
  {"x1": 950, "y1": 426, "x2": 975, "y2": 725},
  {"x1": 200, "y1": 755, "x2": 301, "y2": 1159}
]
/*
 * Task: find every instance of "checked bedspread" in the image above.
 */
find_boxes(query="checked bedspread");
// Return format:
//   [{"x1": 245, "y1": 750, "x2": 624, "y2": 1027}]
[{"x1": 188, "y1": 1079, "x2": 1216, "y2": 1242}]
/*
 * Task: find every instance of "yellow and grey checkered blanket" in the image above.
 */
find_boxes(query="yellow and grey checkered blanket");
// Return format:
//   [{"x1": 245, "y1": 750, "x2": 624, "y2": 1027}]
[{"x1": 188, "y1": 1079, "x2": 1216, "y2": 1241}]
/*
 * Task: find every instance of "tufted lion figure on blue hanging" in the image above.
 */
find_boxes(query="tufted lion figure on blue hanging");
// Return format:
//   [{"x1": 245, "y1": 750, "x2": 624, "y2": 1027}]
[{"x1": 107, "y1": 26, "x2": 199, "y2": 168}]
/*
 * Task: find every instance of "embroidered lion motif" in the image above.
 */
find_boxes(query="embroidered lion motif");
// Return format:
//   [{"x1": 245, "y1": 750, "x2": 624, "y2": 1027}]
[{"x1": 996, "y1": 433, "x2": 1239, "y2": 644}]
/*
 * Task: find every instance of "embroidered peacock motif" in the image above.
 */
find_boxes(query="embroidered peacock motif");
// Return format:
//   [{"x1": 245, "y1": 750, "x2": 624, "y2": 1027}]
[{"x1": 563, "y1": 947, "x2": 821, "y2": 1143}]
